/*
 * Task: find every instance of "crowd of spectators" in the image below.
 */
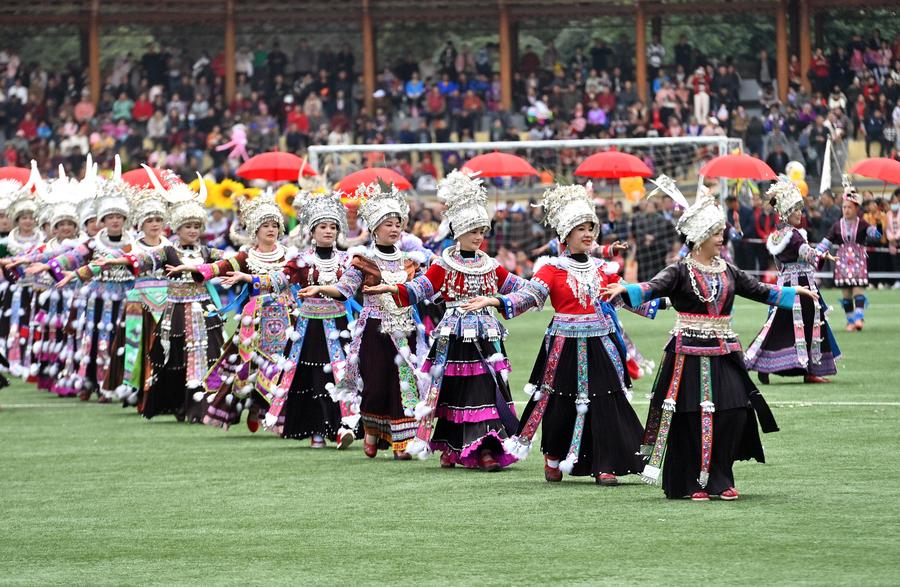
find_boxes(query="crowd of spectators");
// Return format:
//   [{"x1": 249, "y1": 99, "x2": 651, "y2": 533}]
[{"x1": 1, "y1": 31, "x2": 900, "y2": 281}]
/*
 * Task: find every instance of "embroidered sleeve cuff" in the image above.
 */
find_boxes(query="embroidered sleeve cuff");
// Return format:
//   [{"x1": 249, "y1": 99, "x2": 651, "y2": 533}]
[
  {"x1": 815, "y1": 239, "x2": 832, "y2": 254},
  {"x1": 496, "y1": 294, "x2": 515, "y2": 320},
  {"x1": 197, "y1": 264, "x2": 215, "y2": 282},
  {"x1": 48, "y1": 259, "x2": 66, "y2": 282},
  {"x1": 75, "y1": 265, "x2": 95, "y2": 283},
  {"x1": 624, "y1": 283, "x2": 649, "y2": 307},
  {"x1": 124, "y1": 253, "x2": 141, "y2": 276},
  {"x1": 768, "y1": 286, "x2": 796, "y2": 309},
  {"x1": 394, "y1": 284, "x2": 411, "y2": 307},
  {"x1": 867, "y1": 226, "x2": 882, "y2": 240}
]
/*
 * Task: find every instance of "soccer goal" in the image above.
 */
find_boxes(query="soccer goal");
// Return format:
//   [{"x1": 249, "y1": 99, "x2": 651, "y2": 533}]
[{"x1": 307, "y1": 135, "x2": 743, "y2": 200}]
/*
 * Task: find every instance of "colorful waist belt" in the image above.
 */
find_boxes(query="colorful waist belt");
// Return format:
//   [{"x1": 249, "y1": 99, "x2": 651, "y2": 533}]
[{"x1": 671, "y1": 312, "x2": 736, "y2": 339}]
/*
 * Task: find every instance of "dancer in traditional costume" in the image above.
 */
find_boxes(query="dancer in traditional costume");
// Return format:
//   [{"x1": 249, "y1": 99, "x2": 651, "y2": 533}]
[
  {"x1": 27, "y1": 157, "x2": 134, "y2": 400},
  {"x1": 172, "y1": 191, "x2": 294, "y2": 431},
  {"x1": 745, "y1": 178, "x2": 841, "y2": 384},
  {"x1": 818, "y1": 176, "x2": 881, "y2": 331},
  {"x1": 265, "y1": 191, "x2": 356, "y2": 449},
  {"x1": 2, "y1": 164, "x2": 44, "y2": 378},
  {"x1": 25, "y1": 169, "x2": 85, "y2": 392},
  {"x1": 364, "y1": 171, "x2": 524, "y2": 470},
  {"x1": 83, "y1": 173, "x2": 225, "y2": 421},
  {"x1": 297, "y1": 181, "x2": 427, "y2": 460},
  {"x1": 601, "y1": 180, "x2": 818, "y2": 501},
  {"x1": 464, "y1": 183, "x2": 650, "y2": 485},
  {"x1": 109, "y1": 178, "x2": 171, "y2": 408}
]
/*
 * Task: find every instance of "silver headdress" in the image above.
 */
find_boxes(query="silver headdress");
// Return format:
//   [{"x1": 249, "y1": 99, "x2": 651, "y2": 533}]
[
  {"x1": 8, "y1": 160, "x2": 42, "y2": 222},
  {"x1": 34, "y1": 163, "x2": 80, "y2": 228},
  {"x1": 142, "y1": 164, "x2": 206, "y2": 230},
  {"x1": 295, "y1": 190, "x2": 347, "y2": 234},
  {"x1": 841, "y1": 174, "x2": 862, "y2": 206},
  {"x1": 129, "y1": 166, "x2": 172, "y2": 229},
  {"x1": 76, "y1": 157, "x2": 99, "y2": 227},
  {"x1": 95, "y1": 155, "x2": 132, "y2": 221},
  {"x1": 648, "y1": 174, "x2": 725, "y2": 248},
  {"x1": 356, "y1": 180, "x2": 409, "y2": 231},
  {"x1": 437, "y1": 169, "x2": 491, "y2": 237},
  {"x1": 766, "y1": 176, "x2": 804, "y2": 219},
  {"x1": 240, "y1": 187, "x2": 284, "y2": 237},
  {"x1": 539, "y1": 182, "x2": 598, "y2": 240}
]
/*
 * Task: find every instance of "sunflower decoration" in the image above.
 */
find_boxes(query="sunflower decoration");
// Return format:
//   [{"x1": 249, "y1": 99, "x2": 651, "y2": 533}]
[
  {"x1": 276, "y1": 183, "x2": 300, "y2": 219},
  {"x1": 219, "y1": 178, "x2": 246, "y2": 205},
  {"x1": 242, "y1": 187, "x2": 262, "y2": 199},
  {"x1": 189, "y1": 177, "x2": 229, "y2": 210}
]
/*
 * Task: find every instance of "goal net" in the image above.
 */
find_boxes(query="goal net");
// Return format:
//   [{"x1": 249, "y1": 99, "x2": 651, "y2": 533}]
[{"x1": 308, "y1": 136, "x2": 742, "y2": 282}]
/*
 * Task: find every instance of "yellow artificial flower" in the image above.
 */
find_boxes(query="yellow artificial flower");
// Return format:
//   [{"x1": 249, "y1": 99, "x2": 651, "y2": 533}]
[{"x1": 276, "y1": 184, "x2": 300, "y2": 218}]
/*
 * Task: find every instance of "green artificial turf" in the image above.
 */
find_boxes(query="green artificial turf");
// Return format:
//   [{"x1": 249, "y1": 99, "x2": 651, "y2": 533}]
[{"x1": 1, "y1": 289, "x2": 899, "y2": 586}]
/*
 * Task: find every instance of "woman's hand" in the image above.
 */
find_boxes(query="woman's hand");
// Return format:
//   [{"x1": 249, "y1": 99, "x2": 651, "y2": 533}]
[
  {"x1": 221, "y1": 271, "x2": 252, "y2": 287},
  {"x1": 610, "y1": 240, "x2": 629, "y2": 254},
  {"x1": 24, "y1": 263, "x2": 50, "y2": 276},
  {"x1": 55, "y1": 271, "x2": 77, "y2": 288},
  {"x1": 795, "y1": 286, "x2": 818, "y2": 301},
  {"x1": 363, "y1": 284, "x2": 398, "y2": 295},
  {"x1": 821, "y1": 252, "x2": 837, "y2": 263},
  {"x1": 94, "y1": 256, "x2": 127, "y2": 267},
  {"x1": 461, "y1": 296, "x2": 500, "y2": 312},
  {"x1": 599, "y1": 282, "x2": 627, "y2": 301},
  {"x1": 295, "y1": 286, "x2": 322, "y2": 298},
  {"x1": 165, "y1": 264, "x2": 195, "y2": 277}
]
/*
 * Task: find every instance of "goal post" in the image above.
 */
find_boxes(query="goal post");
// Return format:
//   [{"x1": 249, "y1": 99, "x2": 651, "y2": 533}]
[{"x1": 308, "y1": 136, "x2": 743, "y2": 201}]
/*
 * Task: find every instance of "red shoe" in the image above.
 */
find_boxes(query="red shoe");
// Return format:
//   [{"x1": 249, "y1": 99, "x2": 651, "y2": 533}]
[
  {"x1": 440, "y1": 451, "x2": 455, "y2": 468},
  {"x1": 596, "y1": 473, "x2": 618, "y2": 486},
  {"x1": 246, "y1": 416, "x2": 259, "y2": 433},
  {"x1": 691, "y1": 491, "x2": 710, "y2": 501},
  {"x1": 479, "y1": 449, "x2": 501, "y2": 472},
  {"x1": 544, "y1": 456, "x2": 562, "y2": 482},
  {"x1": 335, "y1": 429, "x2": 354, "y2": 450},
  {"x1": 845, "y1": 322, "x2": 857, "y2": 332},
  {"x1": 393, "y1": 451, "x2": 412, "y2": 461},
  {"x1": 97, "y1": 395, "x2": 110, "y2": 404},
  {"x1": 363, "y1": 439, "x2": 378, "y2": 459},
  {"x1": 804, "y1": 375, "x2": 831, "y2": 384},
  {"x1": 719, "y1": 487, "x2": 740, "y2": 501},
  {"x1": 78, "y1": 390, "x2": 91, "y2": 402},
  {"x1": 855, "y1": 320, "x2": 864, "y2": 331}
]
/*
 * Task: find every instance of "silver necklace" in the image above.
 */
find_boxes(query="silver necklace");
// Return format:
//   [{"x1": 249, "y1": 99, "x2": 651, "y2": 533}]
[
  {"x1": 373, "y1": 245, "x2": 402, "y2": 262},
  {"x1": 562, "y1": 256, "x2": 601, "y2": 308},
  {"x1": 684, "y1": 255, "x2": 725, "y2": 304},
  {"x1": 247, "y1": 244, "x2": 286, "y2": 274},
  {"x1": 312, "y1": 249, "x2": 339, "y2": 285}
]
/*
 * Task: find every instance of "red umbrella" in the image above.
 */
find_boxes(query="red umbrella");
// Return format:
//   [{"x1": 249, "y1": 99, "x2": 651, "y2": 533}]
[
  {"x1": 849, "y1": 157, "x2": 900, "y2": 185},
  {"x1": 462, "y1": 152, "x2": 538, "y2": 178},
  {"x1": 575, "y1": 151, "x2": 652, "y2": 178},
  {"x1": 121, "y1": 166, "x2": 182, "y2": 188},
  {"x1": 337, "y1": 168, "x2": 412, "y2": 194},
  {"x1": 236, "y1": 152, "x2": 317, "y2": 182},
  {"x1": 0, "y1": 166, "x2": 32, "y2": 185},
  {"x1": 699, "y1": 154, "x2": 777, "y2": 180}
]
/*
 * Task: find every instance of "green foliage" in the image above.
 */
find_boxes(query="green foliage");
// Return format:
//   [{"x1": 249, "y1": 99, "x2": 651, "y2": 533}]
[{"x1": 1, "y1": 289, "x2": 898, "y2": 584}]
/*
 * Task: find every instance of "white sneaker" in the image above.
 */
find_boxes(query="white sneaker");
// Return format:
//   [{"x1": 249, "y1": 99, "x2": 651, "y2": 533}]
[{"x1": 892, "y1": 281, "x2": 900, "y2": 290}]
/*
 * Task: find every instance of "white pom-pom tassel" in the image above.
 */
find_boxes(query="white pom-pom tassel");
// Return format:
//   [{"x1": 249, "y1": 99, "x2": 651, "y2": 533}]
[
  {"x1": 413, "y1": 400, "x2": 432, "y2": 421},
  {"x1": 393, "y1": 354, "x2": 404, "y2": 366},
  {"x1": 322, "y1": 363, "x2": 333, "y2": 374},
  {"x1": 328, "y1": 330, "x2": 340, "y2": 340},
  {"x1": 192, "y1": 391, "x2": 206, "y2": 402},
  {"x1": 406, "y1": 438, "x2": 429, "y2": 457},
  {"x1": 576, "y1": 401, "x2": 589, "y2": 415},
  {"x1": 403, "y1": 407, "x2": 414, "y2": 418},
  {"x1": 290, "y1": 331, "x2": 301, "y2": 342},
  {"x1": 559, "y1": 455, "x2": 576, "y2": 474},
  {"x1": 241, "y1": 316, "x2": 252, "y2": 326},
  {"x1": 399, "y1": 381, "x2": 410, "y2": 392},
  {"x1": 224, "y1": 393, "x2": 234, "y2": 405}
]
